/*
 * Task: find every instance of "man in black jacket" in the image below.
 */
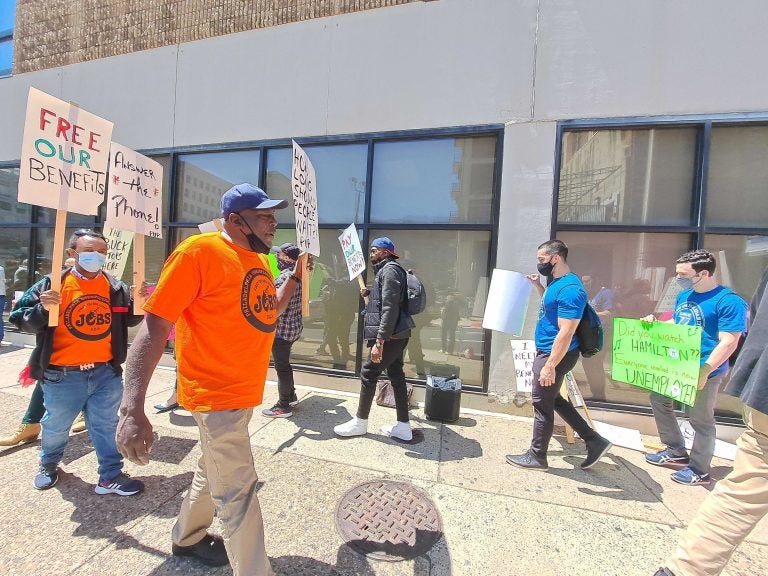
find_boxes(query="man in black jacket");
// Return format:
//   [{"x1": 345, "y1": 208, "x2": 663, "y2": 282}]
[
  {"x1": 10, "y1": 229, "x2": 145, "y2": 494},
  {"x1": 655, "y1": 267, "x2": 768, "y2": 576},
  {"x1": 334, "y1": 237, "x2": 414, "y2": 441}
]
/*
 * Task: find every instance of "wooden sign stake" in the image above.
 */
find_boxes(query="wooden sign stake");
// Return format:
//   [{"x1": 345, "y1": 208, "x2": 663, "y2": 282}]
[
  {"x1": 132, "y1": 234, "x2": 146, "y2": 315},
  {"x1": 300, "y1": 254, "x2": 310, "y2": 317},
  {"x1": 47, "y1": 209, "x2": 68, "y2": 326},
  {"x1": 357, "y1": 275, "x2": 369, "y2": 306}
]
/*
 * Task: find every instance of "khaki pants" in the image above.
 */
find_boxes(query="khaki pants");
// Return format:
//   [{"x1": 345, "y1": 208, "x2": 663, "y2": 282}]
[
  {"x1": 172, "y1": 408, "x2": 273, "y2": 576},
  {"x1": 669, "y1": 407, "x2": 768, "y2": 576}
]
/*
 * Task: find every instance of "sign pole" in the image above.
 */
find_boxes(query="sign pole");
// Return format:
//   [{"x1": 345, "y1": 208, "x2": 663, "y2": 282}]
[
  {"x1": 300, "y1": 254, "x2": 310, "y2": 317},
  {"x1": 132, "y1": 234, "x2": 146, "y2": 315},
  {"x1": 357, "y1": 275, "x2": 369, "y2": 306},
  {"x1": 47, "y1": 209, "x2": 67, "y2": 326}
]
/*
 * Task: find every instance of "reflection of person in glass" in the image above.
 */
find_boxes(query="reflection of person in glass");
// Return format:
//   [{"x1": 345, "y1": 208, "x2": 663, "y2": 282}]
[
  {"x1": 580, "y1": 274, "x2": 614, "y2": 400},
  {"x1": 440, "y1": 293, "x2": 462, "y2": 355},
  {"x1": 506, "y1": 239, "x2": 612, "y2": 471},
  {"x1": 642, "y1": 250, "x2": 748, "y2": 487},
  {"x1": 323, "y1": 276, "x2": 356, "y2": 367}
]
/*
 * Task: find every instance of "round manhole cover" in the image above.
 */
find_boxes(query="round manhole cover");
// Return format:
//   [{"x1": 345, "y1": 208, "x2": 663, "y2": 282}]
[{"x1": 335, "y1": 480, "x2": 443, "y2": 561}]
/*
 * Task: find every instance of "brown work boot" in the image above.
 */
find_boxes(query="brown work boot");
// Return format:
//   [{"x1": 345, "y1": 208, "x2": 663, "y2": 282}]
[
  {"x1": 71, "y1": 413, "x2": 87, "y2": 433},
  {"x1": 0, "y1": 423, "x2": 41, "y2": 446}
]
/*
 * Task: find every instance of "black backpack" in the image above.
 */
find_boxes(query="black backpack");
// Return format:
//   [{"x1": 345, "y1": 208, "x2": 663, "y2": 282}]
[
  {"x1": 386, "y1": 262, "x2": 427, "y2": 315},
  {"x1": 554, "y1": 280, "x2": 604, "y2": 357},
  {"x1": 575, "y1": 303, "x2": 603, "y2": 357}
]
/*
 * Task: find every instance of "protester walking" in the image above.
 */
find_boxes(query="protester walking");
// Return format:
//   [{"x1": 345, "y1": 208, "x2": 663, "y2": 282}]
[
  {"x1": 506, "y1": 239, "x2": 612, "y2": 471},
  {"x1": 117, "y1": 184, "x2": 300, "y2": 575},
  {"x1": 334, "y1": 237, "x2": 414, "y2": 441},
  {"x1": 263, "y1": 242, "x2": 308, "y2": 418},
  {"x1": 9, "y1": 229, "x2": 144, "y2": 494},
  {"x1": 643, "y1": 250, "x2": 748, "y2": 486}
]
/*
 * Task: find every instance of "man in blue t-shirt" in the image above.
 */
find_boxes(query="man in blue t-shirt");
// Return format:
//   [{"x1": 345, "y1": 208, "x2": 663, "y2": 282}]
[
  {"x1": 507, "y1": 240, "x2": 612, "y2": 471},
  {"x1": 643, "y1": 249, "x2": 748, "y2": 486}
]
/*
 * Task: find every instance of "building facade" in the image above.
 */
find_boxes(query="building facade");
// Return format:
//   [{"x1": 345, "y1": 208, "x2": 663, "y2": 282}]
[{"x1": 1, "y1": 0, "x2": 767, "y2": 423}]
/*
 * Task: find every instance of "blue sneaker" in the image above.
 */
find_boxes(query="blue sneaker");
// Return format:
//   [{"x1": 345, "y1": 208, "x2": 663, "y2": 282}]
[
  {"x1": 33, "y1": 464, "x2": 59, "y2": 490},
  {"x1": 645, "y1": 449, "x2": 689, "y2": 467},
  {"x1": 95, "y1": 473, "x2": 145, "y2": 496},
  {"x1": 671, "y1": 466, "x2": 711, "y2": 486}
]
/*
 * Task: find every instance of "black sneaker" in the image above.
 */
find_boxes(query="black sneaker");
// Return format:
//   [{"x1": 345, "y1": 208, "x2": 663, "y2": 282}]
[
  {"x1": 172, "y1": 534, "x2": 229, "y2": 567},
  {"x1": 506, "y1": 450, "x2": 548, "y2": 470},
  {"x1": 262, "y1": 403, "x2": 293, "y2": 418},
  {"x1": 581, "y1": 436, "x2": 613, "y2": 469},
  {"x1": 95, "y1": 473, "x2": 145, "y2": 496},
  {"x1": 654, "y1": 568, "x2": 675, "y2": 576},
  {"x1": 33, "y1": 464, "x2": 59, "y2": 490}
]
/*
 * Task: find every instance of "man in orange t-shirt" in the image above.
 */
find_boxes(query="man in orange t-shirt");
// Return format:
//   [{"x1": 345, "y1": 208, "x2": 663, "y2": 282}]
[
  {"x1": 117, "y1": 184, "x2": 303, "y2": 575},
  {"x1": 9, "y1": 229, "x2": 145, "y2": 495}
]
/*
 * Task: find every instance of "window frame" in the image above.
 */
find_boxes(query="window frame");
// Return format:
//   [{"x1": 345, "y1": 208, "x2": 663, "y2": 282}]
[{"x1": 554, "y1": 112, "x2": 768, "y2": 423}]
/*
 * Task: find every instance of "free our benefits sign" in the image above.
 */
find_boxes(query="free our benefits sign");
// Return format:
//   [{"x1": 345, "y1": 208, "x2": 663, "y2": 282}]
[
  {"x1": 611, "y1": 318, "x2": 702, "y2": 407},
  {"x1": 18, "y1": 87, "x2": 113, "y2": 215}
]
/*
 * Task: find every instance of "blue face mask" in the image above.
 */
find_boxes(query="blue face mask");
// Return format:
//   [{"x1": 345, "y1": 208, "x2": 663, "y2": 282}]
[{"x1": 77, "y1": 251, "x2": 106, "y2": 273}]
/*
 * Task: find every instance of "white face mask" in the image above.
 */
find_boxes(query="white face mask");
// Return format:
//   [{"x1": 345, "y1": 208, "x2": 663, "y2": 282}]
[{"x1": 77, "y1": 251, "x2": 106, "y2": 273}]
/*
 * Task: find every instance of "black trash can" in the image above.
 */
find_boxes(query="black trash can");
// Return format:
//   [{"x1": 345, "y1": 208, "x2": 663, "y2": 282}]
[{"x1": 425, "y1": 379, "x2": 462, "y2": 423}]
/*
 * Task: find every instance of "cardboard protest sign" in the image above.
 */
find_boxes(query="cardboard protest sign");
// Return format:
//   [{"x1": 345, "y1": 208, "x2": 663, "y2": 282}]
[
  {"x1": 105, "y1": 142, "x2": 163, "y2": 238},
  {"x1": 482, "y1": 269, "x2": 531, "y2": 335},
  {"x1": 611, "y1": 318, "x2": 702, "y2": 407},
  {"x1": 19, "y1": 87, "x2": 113, "y2": 215},
  {"x1": 510, "y1": 339, "x2": 535, "y2": 393},
  {"x1": 338, "y1": 224, "x2": 366, "y2": 280},
  {"x1": 291, "y1": 141, "x2": 320, "y2": 257},
  {"x1": 103, "y1": 226, "x2": 134, "y2": 280}
]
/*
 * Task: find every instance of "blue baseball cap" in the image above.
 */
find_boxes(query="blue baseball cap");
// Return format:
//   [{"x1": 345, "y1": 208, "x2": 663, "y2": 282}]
[
  {"x1": 371, "y1": 236, "x2": 399, "y2": 258},
  {"x1": 220, "y1": 183, "x2": 288, "y2": 218}
]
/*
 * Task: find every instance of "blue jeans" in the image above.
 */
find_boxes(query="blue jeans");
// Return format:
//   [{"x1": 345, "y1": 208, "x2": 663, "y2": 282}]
[{"x1": 40, "y1": 364, "x2": 124, "y2": 482}]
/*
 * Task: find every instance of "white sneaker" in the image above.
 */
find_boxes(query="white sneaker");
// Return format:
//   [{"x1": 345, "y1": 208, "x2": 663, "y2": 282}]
[
  {"x1": 381, "y1": 421, "x2": 412, "y2": 441},
  {"x1": 334, "y1": 417, "x2": 368, "y2": 437}
]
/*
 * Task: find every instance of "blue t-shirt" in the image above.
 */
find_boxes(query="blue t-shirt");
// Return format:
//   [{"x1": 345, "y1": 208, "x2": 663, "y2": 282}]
[
  {"x1": 673, "y1": 286, "x2": 748, "y2": 377},
  {"x1": 535, "y1": 273, "x2": 586, "y2": 354}
]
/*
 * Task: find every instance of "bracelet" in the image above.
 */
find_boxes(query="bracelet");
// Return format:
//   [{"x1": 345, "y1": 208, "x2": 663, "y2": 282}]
[{"x1": 289, "y1": 275, "x2": 301, "y2": 284}]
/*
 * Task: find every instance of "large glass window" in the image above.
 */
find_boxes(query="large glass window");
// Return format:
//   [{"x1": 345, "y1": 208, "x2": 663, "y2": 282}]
[
  {"x1": 706, "y1": 125, "x2": 768, "y2": 228},
  {"x1": 176, "y1": 150, "x2": 260, "y2": 223},
  {"x1": 558, "y1": 231, "x2": 692, "y2": 405},
  {"x1": 558, "y1": 128, "x2": 696, "y2": 225},
  {"x1": 367, "y1": 229, "x2": 491, "y2": 387},
  {"x1": 265, "y1": 143, "x2": 368, "y2": 225},
  {"x1": 0, "y1": 2, "x2": 14, "y2": 77},
  {"x1": 371, "y1": 136, "x2": 496, "y2": 225}
]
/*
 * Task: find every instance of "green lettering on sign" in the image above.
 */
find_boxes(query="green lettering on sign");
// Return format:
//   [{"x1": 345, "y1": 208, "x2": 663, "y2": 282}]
[{"x1": 611, "y1": 318, "x2": 702, "y2": 407}]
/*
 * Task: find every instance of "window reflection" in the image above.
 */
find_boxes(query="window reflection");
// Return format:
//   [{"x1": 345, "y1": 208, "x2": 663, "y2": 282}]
[
  {"x1": 370, "y1": 137, "x2": 496, "y2": 224},
  {"x1": 558, "y1": 128, "x2": 696, "y2": 225},
  {"x1": 176, "y1": 150, "x2": 260, "y2": 223},
  {"x1": 368, "y1": 229, "x2": 490, "y2": 387},
  {"x1": 265, "y1": 143, "x2": 368, "y2": 225},
  {"x1": 707, "y1": 126, "x2": 768, "y2": 228},
  {"x1": 558, "y1": 231, "x2": 692, "y2": 406}
]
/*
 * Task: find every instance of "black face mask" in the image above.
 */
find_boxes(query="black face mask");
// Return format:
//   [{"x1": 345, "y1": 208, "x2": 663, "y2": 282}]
[
  {"x1": 236, "y1": 213, "x2": 270, "y2": 254},
  {"x1": 536, "y1": 259, "x2": 555, "y2": 277}
]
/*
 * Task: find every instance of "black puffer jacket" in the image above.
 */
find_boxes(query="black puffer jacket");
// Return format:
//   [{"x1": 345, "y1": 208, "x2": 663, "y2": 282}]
[
  {"x1": 9, "y1": 270, "x2": 144, "y2": 379},
  {"x1": 363, "y1": 257, "x2": 413, "y2": 341}
]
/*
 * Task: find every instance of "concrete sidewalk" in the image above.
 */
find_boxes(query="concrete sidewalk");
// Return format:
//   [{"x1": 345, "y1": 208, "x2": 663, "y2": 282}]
[{"x1": 0, "y1": 344, "x2": 766, "y2": 576}]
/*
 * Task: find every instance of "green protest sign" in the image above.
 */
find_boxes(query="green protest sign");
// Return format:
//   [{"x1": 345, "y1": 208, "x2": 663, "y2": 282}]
[{"x1": 611, "y1": 318, "x2": 702, "y2": 407}]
